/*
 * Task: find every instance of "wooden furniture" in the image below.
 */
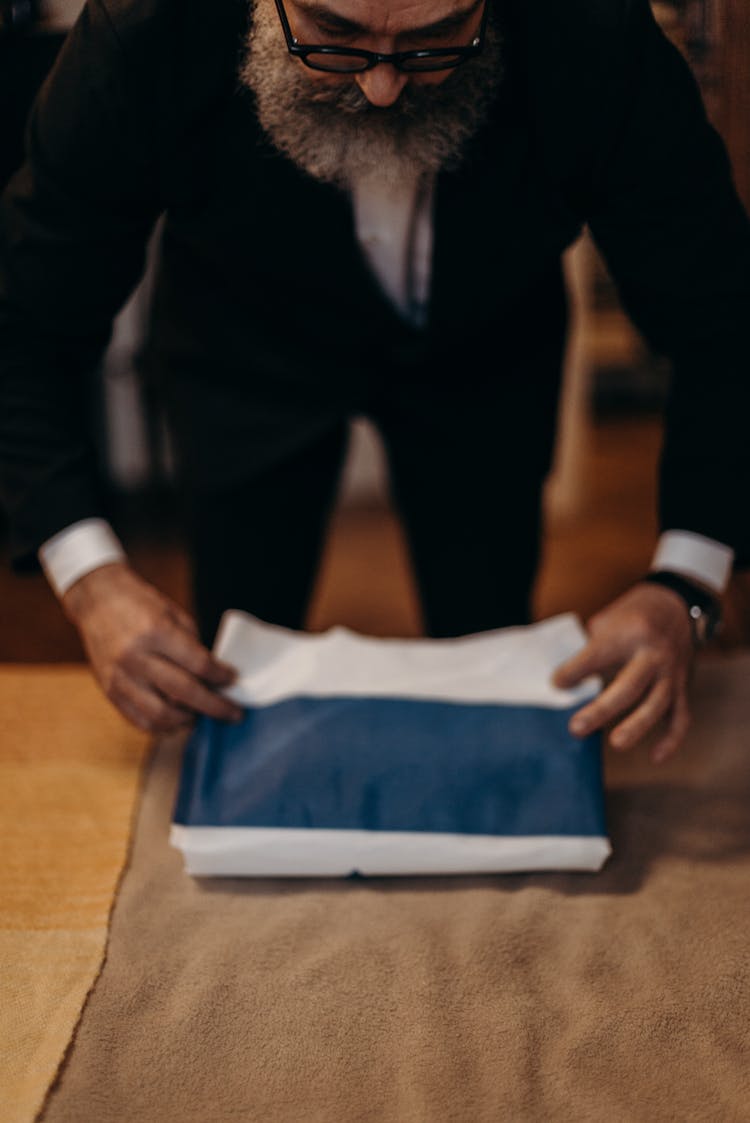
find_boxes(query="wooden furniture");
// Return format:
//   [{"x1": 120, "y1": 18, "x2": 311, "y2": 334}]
[{"x1": 720, "y1": 0, "x2": 750, "y2": 212}]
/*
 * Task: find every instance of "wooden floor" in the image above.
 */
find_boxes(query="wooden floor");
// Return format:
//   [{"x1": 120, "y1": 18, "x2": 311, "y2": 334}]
[{"x1": 2, "y1": 410, "x2": 748, "y2": 663}]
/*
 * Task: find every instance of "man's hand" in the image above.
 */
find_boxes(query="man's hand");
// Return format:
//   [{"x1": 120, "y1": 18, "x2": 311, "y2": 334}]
[
  {"x1": 552, "y1": 582, "x2": 696, "y2": 764},
  {"x1": 62, "y1": 562, "x2": 244, "y2": 734}
]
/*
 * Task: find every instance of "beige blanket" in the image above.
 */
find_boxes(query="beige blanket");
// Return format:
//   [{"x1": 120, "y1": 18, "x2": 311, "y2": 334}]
[{"x1": 40, "y1": 653, "x2": 750, "y2": 1123}]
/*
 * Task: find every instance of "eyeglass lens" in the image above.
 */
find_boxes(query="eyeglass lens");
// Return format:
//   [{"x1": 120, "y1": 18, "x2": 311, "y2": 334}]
[{"x1": 302, "y1": 51, "x2": 467, "y2": 73}]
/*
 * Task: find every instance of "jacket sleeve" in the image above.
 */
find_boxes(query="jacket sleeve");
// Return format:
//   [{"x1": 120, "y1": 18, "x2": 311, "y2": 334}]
[
  {"x1": 585, "y1": 0, "x2": 750, "y2": 568},
  {"x1": 0, "y1": 0, "x2": 162, "y2": 572}
]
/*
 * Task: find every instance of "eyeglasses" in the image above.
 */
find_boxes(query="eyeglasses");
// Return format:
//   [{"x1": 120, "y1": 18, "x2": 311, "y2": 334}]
[{"x1": 273, "y1": 0, "x2": 489, "y2": 74}]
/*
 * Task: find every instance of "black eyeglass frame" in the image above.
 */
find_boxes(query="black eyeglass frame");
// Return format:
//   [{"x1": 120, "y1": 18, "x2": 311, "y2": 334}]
[{"x1": 273, "y1": 0, "x2": 490, "y2": 73}]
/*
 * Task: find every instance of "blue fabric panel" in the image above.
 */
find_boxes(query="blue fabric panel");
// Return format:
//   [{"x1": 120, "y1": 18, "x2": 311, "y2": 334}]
[{"x1": 173, "y1": 697, "x2": 607, "y2": 837}]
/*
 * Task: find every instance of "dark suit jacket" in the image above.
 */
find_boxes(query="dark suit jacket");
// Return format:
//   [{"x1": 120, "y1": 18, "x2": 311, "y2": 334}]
[{"x1": 1, "y1": 0, "x2": 749, "y2": 570}]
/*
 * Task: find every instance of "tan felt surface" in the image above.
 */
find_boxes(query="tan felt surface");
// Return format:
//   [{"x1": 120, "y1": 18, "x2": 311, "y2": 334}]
[{"x1": 37, "y1": 654, "x2": 750, "y2": 1123}]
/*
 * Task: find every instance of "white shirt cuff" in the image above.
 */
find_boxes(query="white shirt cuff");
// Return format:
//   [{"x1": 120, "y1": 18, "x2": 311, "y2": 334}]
[
  {"x1": 650, "y1": 530, "x2": 734, "y2": 596},
  {"x1": 38, "y1": 518, "x2": 127, "y2": 599}
]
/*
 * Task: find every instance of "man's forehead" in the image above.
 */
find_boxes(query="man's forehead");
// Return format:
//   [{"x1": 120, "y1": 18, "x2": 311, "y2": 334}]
[{"x1": 290, "y1": 0, "x2": 482, "y2": 36}]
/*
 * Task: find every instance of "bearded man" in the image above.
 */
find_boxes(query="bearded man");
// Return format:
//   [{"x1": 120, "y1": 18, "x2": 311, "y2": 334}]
[{"x1": 0, "y1": 0, "x2": 748, "y2": 759}]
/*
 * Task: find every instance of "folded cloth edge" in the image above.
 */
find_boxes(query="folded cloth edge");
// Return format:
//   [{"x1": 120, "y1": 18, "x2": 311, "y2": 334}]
[
  {"x1": 169, "y1": 825, "x2": 612, "y2": 877},
  {"x1": 213, "y1": 610, "x2": 602, "y2": 710}
]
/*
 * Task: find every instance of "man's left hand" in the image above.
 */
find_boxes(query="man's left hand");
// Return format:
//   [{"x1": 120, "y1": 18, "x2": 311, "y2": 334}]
[{"x1": 552, "y1": 582, "x2": 696, "y2": 764}]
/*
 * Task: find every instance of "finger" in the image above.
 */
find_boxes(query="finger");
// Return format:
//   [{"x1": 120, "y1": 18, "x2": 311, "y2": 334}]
[
  {"x1": 608, "y1": 677, "x2": 673, "y2": 751},
  {"x1": 144, "y1": 654, "x2": 244, "y2": 724},
  {"x1": 650, "y1": 692, "x2": 691, "y2": 765},
  {"x1": 569, "y1": 650, "x2": 658, "y2": 737},
  {"x1": 114, "y1": 692, "x2": 157, "y2": 735},
  {"x1": 151, "y1": 623, "x2": 238, "y2": 687},
  {"x1": 111, "y1": 672, "x2": 196, "y2": 735},
  {"x1": 553, "y1": 636, "x2": 621, "y2": 689}
]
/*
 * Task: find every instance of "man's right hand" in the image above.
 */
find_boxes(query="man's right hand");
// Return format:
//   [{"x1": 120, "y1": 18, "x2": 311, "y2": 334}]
[{"x1": 62, "y1": 562, "x2": 244, "y2": 734}]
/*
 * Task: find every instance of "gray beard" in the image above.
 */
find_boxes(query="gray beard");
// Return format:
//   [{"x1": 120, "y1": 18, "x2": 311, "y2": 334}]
[{"x1": 239, "y1": 0, "x2": 504, "y2": 190}]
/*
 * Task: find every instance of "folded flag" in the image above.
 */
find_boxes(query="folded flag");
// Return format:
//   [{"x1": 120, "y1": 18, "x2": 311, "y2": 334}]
[{"x1": 170, "y1": 611, "x2": 611, "y2": 877}]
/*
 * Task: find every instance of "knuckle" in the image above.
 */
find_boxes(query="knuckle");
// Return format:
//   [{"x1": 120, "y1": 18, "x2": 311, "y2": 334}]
[
  {"x1": 102, "y1": 665, "x2": 125, "y2": 703},
  {"x1": 620, "y1": 712, "x2": 645, "y2": 737},
  {"x1": 647, "y1": 642, "x2": 670, "y2": 666},
  {"x1": 118, "y1": 642, "x2": 144, "y2": 673},
  {"x1": 591, "y1": 703, "x2": 613, "y2": 725},
  {"x1": 632, "y1": 623, "x2": 655, "y2": 647},
  {"x1": 197, "y1": 656, "x2": 217, "y2": 681},
  {"x1": 206, "y1": 697, "x2": 231, "y2": 720},
  {"x1": 143, "y1": 611, "x2": 173, "y2": 646},
  {"x1": 102, "y1": 675, "x2": 118, "y2": 703},
  {"x1": 153, "y1": 703, "x2": 180, "y2": 732},
  {"x1": 586, "y1": 611, "x2": 609, "y2": 637},
  {"x1": 141, "y1": 625, "x2": 164, "y2": 649},
  {"x1": 638, "y1": 649, "x2": 672, "y2": 682},
  {"x1": 573, "y1": 703, "x2": 596, "y2": 726},
  {"x1": 132, "y1": 711, "x2": 156, "y2": 733},
  {"x1": 219, "y1": 704, "x2": 241, "y2": 723},
  {"x1": 177, "y1": 612, "x2": 199, "y2": 636},
  {"x1": 631, "y1": 631, "x2": 663, "y2": 660},
  {"x1": 164, "y1": 682, "x2": 190, "y2": 709}
]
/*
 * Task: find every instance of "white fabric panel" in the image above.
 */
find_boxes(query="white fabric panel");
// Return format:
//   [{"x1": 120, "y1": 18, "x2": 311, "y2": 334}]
[
  {"x1": 214, "y1": 610, "x2": 602, "y2": 710},
  {"x1": 170, "y1": 825, "x2": 612, "y2": 877}
]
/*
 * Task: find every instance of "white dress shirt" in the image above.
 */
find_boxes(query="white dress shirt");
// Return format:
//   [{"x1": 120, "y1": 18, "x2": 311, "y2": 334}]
[{"x1": 38, "y1": 176, "x2": 735, "y2": 600}]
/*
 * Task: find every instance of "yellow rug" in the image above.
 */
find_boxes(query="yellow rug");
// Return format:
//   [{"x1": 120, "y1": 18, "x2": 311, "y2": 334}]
[{"x1": 0, "y1": 666, "x2": 149, "y2": 1123}]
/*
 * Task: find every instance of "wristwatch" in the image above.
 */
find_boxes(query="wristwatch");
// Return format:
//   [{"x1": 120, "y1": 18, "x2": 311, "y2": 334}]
[{"x1": 641, "y1": 570, "x2": 723, "y2": 647}]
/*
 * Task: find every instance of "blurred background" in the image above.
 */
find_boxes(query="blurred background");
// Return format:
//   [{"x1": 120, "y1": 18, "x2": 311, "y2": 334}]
[{"x1": 1, "y1": 0, "x2": 749, "y2": 659}]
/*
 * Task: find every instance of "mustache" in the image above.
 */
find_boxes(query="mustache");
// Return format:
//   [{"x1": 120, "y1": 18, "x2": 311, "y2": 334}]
[{"x1": 302, "y1": 69, "x2": 478, "y2": 119}]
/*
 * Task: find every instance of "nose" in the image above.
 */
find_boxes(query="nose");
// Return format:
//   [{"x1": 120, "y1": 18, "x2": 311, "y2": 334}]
[{"x1": 355, "y1": 63, "x2": 409, "y2": 107}]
